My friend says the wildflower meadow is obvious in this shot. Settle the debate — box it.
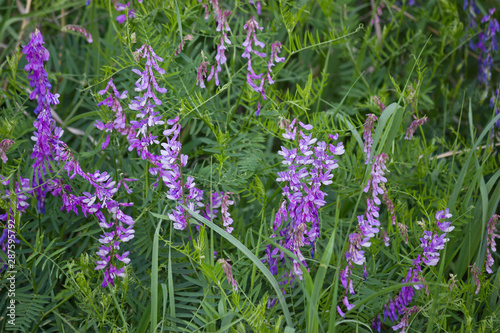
[1,0,500,332]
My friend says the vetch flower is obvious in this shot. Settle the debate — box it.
[115,2,136,24]
[405,115,427,140]
[174,34,193,56]
[62,25,93,43]
[266,119,344,287]
[470,262,481,294]
[23,29,61,213]
[362,114,377,164]
[218,258,238,291]
[0,139,14,163]
[485,214,499,273]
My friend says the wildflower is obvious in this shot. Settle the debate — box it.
[221,192,234,233]
[254,41,285,115]
[159,117,205,230]
[62,25,93,43]
[373,96,386,111]
[371,315,382,333]
[420,209,452,266]
[382,230,390,246]
[362,114,378,164]
[470,263,481,294]
[115,2,136,24]
[266,120,344,283]
[398,223,409,244]
[23,29,61,213]
[95,78,129,149]
[470,8,499,91]
[392,306,420,333]
[196,52,209,88]
[174,34,193,56]
[205,3,231,87]
[485,214,499,273]
[405,115,427,140]
[0,139,14,163]
[242,17,266,94]
[218,258,238,291]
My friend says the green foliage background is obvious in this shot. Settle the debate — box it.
[0,0,499,332]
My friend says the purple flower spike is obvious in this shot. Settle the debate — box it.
[405,115,427,140]
[22,29,61,213]
[362,114,377,164]
[266,119,344,285]
[485,214,499,273]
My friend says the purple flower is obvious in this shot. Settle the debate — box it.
[221,192,234,233]
[470,263,481,294]
[23,29,61,213]
[373,96,386,111]
[371,315,381,333]
[391,306,419,333]
[485,214,499,273]
[0,139,14,163]
[196,59,209,88]
[218,258,238,291]
[115,2,135,24]
[204,3,231,87]
[405,115,427,140]
[362,114,377,164]
[174,34,193,56]
[266,120,344,283]
[95,78,130,143]
[62,25,93,43]
[22,29,60,114]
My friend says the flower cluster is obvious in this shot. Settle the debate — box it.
[97,45,231,233]
[23,29,135,287]
[485,214,499,273]
[373,96,386,112]
[470,262,481,294]
[204,1,231,87]
[22,29,61,213]
[218,258,238,291]
[338,152,389,316]
[405,115,427,140]
[159,117,205,230]
[362,114,377,164]
[266,119,344,283]
[48,140,136,287]
[221,192,234,233]
[378,208,453,331]
[128,44,167,159]
[420,208,454,266]
[95,78,129,149]
[241,18,285,115]
[470,8,499,91]
[196,57,209,88]
[254,41,285,115]
[0,139,14,163]
[62,25,93,43]
[174,34,193,56]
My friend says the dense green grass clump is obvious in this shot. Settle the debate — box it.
[0,0,499,332]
